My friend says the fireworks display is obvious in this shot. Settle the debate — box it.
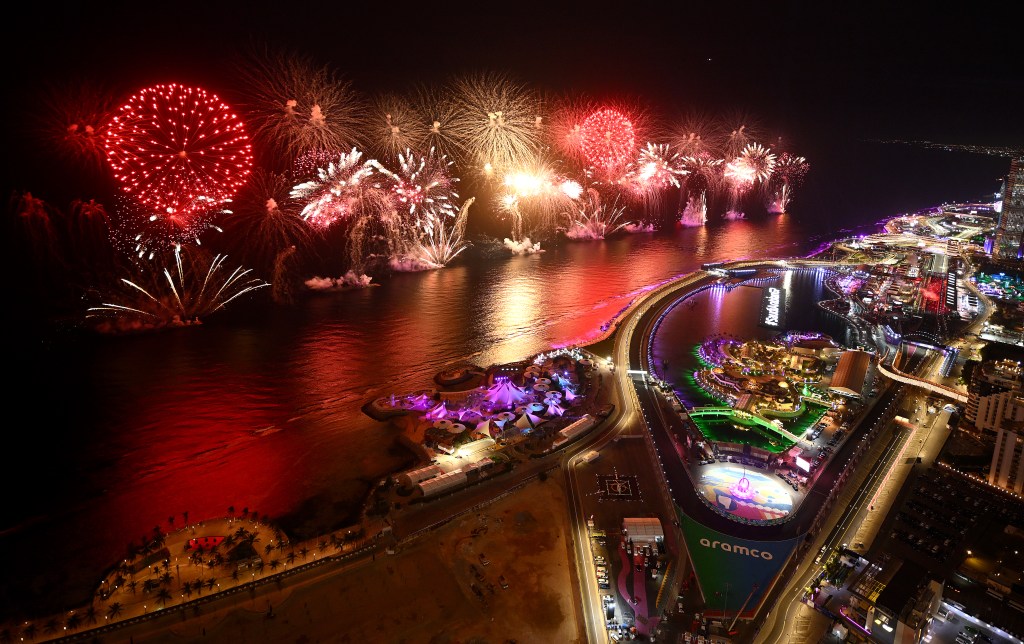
[580,108,637,179]
[37,80,117,170]
[737,143,777,184]
[447,72,542,176]
[499,161,582,240]
[369,94,427,159]
[104,84,254,219]
[222,169,314,269]
[21,61,811,329]
[235,48,365,163]
[767,153,810,213]
[87,245,268,332]
[367,147,460,236]
[290,148,377,229]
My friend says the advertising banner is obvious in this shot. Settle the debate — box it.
[760,285,787,328]
[679,509,802,617]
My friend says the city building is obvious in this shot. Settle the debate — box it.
[848,557,943,644]
[993,157,1024,261]
[989,427,1024,494]
[964,359,1024,436]
[622,517,664,549]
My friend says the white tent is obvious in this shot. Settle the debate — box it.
[515,412,546,430]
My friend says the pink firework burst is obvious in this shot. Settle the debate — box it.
[580,108,637,179]
[104,83,254,222]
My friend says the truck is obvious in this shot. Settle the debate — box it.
[581,450,601,463]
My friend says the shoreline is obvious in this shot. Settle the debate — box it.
[0,207,945,628]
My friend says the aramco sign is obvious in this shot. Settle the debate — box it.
[680,510,802,617]
[760,286,786,328]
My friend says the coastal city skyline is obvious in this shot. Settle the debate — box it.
[3,3,1023,643]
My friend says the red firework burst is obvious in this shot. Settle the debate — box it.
[580,108,636,178]
[104,83,254,220]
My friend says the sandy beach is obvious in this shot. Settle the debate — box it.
[106,476,582,643]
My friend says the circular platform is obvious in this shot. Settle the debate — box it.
[697,464,794,524]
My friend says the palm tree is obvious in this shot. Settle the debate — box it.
[168,515,175,529]
[228,505,235,517]
[255,560,265,574]
[127,579,139,595]
[299,547,309,560]
[182,510,189,525]
[317,539,327,552]
[231,569,240,582]
[66,613,82,630]
[20,624,37,640]
[264,543,274,556]
[143,578,160,593]
[205,578,216,591]
[156,587,172,607]
[285,551,296,565]
[160,571,173,586]
[85,605,98,624]
[269,559,280,570]
[182,583,193,599]
[106,602,123,620]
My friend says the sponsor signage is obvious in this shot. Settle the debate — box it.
[760,286,786,328]
[679,509,802,616]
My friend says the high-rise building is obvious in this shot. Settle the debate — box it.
[988,427,1024,494]
[992,157,1024,261]
[964,359,1024,436]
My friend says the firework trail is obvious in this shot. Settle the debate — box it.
[400,197,474,269]
[271,245,299,304]
[234,46,365,164]
[87,245,268,332]
[35,80,117,171]
[222,169,314,270]
[366,147,460,237]
[10,191,61,265]
[767,152,809,213]
[499,160,582,240]
[670,114,726,225]
[621,143,683,217]
[447,72,542,177]
[109,194,228,261]
[289,148,379,229]
[677,154,722,226]
[67,198,114,260]
[411,84,461,161]
[369,93,427,159]
[721,142,775,219]
[563,190,630,240]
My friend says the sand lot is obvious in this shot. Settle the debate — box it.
[112,477,581,643]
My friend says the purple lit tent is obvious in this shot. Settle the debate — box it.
[484,378,530,409]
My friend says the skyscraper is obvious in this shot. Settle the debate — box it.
[993,157,1024,261]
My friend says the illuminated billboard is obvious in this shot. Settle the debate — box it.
[760,286,787,328]
[679,509,802,617]
[795,456,811,472]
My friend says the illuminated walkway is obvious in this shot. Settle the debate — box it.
[876,351,968,403]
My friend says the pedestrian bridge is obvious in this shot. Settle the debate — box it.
[876,352,968,403]
[688,407,805,445]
